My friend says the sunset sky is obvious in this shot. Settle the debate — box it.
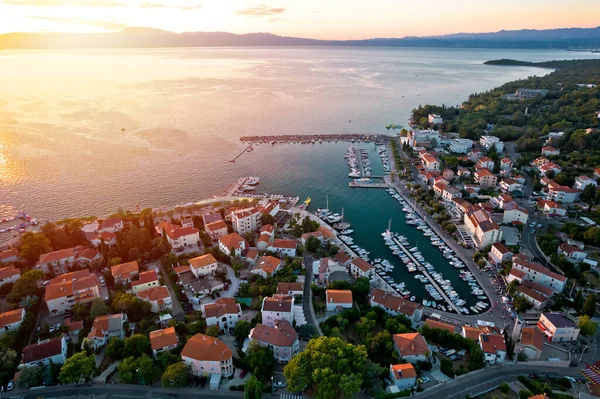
[0,0,599,39]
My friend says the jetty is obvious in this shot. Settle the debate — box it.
[240,134,391,145]
[349,178,389,188]
[229,145,253,163]
[391,236,461,314]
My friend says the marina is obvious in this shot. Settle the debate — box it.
[240,133,391,145]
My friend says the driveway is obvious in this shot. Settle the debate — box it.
[151,260,183,316]
[220,264,242,299]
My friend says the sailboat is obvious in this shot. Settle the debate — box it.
[333,208,350,229]
[317,195,330,216]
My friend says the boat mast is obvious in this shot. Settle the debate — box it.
[326,194,329,210]
[387,218,392,232]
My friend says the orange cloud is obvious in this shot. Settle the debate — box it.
[235,4,285,17]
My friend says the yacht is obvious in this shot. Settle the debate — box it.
[246,176,260,185]
[341,229,354,235]
[328,213,342,223]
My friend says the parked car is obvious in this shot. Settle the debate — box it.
[418,377,430,384]
[275,381,286,388]
[239,370,247,379]
[449,355,459,361]
[7,381,14,391]
[49,324,56,332]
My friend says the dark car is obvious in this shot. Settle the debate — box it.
[529,373,539,379]
[239,370,247,379]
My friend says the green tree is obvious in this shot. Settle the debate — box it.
[305,236,321,253]
[136,354,158,385]
[156,351,181,370]
[284,336,368,399]
[514,296,533,313]
[244,376,264,399]
[440,358,455,378]
[365,330,393,366]
[8,270,43,304]
[59,352,95,383]
[246,343,274,382]
[111,292,152,322]
[579,315,598,336]
[507,280,520,296]
[19,232,52,263]
[206,325,220,337]
[161,362,190,388]
[90,298,110,319]
[117,357,138,384]
[234,320,252,345]
[124,334,151,358]
[583,294,597,317]
[574,290,584,312]
[106,338,125,360]
[356,317,376,339]
[17,366,44,388]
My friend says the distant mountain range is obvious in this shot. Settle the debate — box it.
[1,26,600,49]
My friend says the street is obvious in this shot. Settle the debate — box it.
[302,251,323,335]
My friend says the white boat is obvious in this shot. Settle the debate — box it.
[328,213,342,223]
[410,296,416,302]
[341,229,354,235]
[242,185,256,191]
[246,176,260,185]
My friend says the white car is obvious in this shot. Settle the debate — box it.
[419,377,431,384]
[7,381,13,391]
[275,381,286,388]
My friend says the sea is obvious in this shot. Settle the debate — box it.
[1,47,599,308]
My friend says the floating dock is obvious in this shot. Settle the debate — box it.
[240,134,391,144]
[349,179,389,188]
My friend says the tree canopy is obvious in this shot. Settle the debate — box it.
[59,352,95,383]
[161,363,189,388]
[19,232,52,263]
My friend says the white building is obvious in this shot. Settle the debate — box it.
[546,185,581,204]
[181,334,234,381]
[20,336,68,368]
[248,320,300,363]
[464,207,502,249]
[276,282,304,297]
[231,208,261,235]
[189,253,219,278]
[85,313,127,350]
[558,243,587,262]
[90,231,117,248]
[502,207,529,225]
[150,327,179,357]
[267,239,297,257]
[448,139,473,154]
[202,298,242,333]
[389,364,417,390]
[538,313,580,342]
[251,256,282,279]
[422,154,440,171]
[326,289,353,312]
[408,129,440,149]
[261,295,294,327]
[0,265,20,287]
[575,176,598,191]
[393,333,430,364]
[131,269,160,294]
[0,308,25,335]
[218,233,248,257]
[45,270,100,315]
[500,178,523,193]
[97,218,124,233]
[507,255,567,293]
[428,114,443,125]
[479,334,506,364]
[349,258,374,279]
[480,136,504,153]
[137,286,173,313]
[156,221,200,251]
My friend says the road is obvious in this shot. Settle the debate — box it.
[152,260,183,317]
[302,252,323,335]
[220,264,242,299]
[413,364,584,399]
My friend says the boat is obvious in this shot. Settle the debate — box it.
[341,229,354,235]
[242,185,255,191]
[410,296,416,302]
[246,176,260,185]
[304,197,312,205]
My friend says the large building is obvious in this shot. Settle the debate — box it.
[261,295,294,327]
[231,208,261,235]
[507,255,567,293]
[464,207,502,249]
[392,333,430,364]
[538,313,580,342]
[448,138,474,154]
[515,88,548,100]
[474,169,498,188]
[45,270,100,315]
[85,313,127,350]
[156,221,200,251]
[20,336,68,368]
[181,334,234,380]
[480,136,504,153]
[35,246,100,275]
[575,176,597,191]
[546,185,581,204]
[248,320,299,363]
[202,298,242,333]
[189,254,219,278]
[407,129,440,149]
[370,289,423,325]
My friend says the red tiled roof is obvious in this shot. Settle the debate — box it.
[462,326,482,340]
[254,256,281,275]
[390,363,417,380]
[205,220,227,232]
[351,258,373,273]
[21,337,63,364]
[425,318,455,333]
[189,254,218,269]
[521,327,543,351]
[276,282,304,295]
[371,289,422,317]
[326,289,353,304]
[271,239,297,249]
[150,327,179,350]
[181,334,232,362]
[0,308,24,329]
[393,333,429,357]
[203,298,240,319]
[0,265,20,280]
[131,269,159,288]
[262,295,293,312]
[479,334,506,354]
[38,248,76,264]
[250,320,298,347]
[492,242,512,255]
[219,233,247,250]
[111,261,139,279]
[0,248,19,261]
[137,286,170,302]
[513,258,566,282]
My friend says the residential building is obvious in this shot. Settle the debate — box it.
[0,265,20,287]
[218,233,248,257]
[517,284,551,310]
[85,313,127,350]
[268,239,297,257]
[469,148,483,162]
[350,258,374,279]
[156,221,200,251]
[189,254,219,278]
[503,207,529,225]
[433,182,447,198]
[538,313,580,342]
[422,154,440,171]
[475,169,497,188]
[246,249,259,265]
[203,213,223,226]
[464,207,502,249]
[488,242,513,265]
[442,186,462,202]
[480,136,504,153]
[575,176,597,191]
[370,289,424,325]
[476,157,495,170]
[20,336,67,368]
[301,231,324,246]
[546,185,581,204]
[259,201,280,217]
[442,168,455,182]
[251,256,282,279]
[150,327,179,357]
[462,325,484,341]
[98,218,124,233]
[407,129,440,149]
[515,88,548,99]
[428,114,443,124]
[519,327,544,360]
[541,146,560,156]
[500,158,513,172]
[424,318,456,334]
[45,270,100,315]
[500,178,523,193]
[0,308,25,335]
[393,332,430,364]
[326,289,353,312]
[479,334,506,364]
[448,138,473,154]
[231,208,261,235]
[0,248,20,264]
[539,162,562,177]
[558,243,587,262]
[35,247,76,274]
[204,220,228,242]
[276,282,304,297]
[312,257,348,285]
[202,298,242,333]
[508,255,567,293]
[248,320,299,363]
[137,286,173,313]
[111,261,139,284]
[261,295,294,327]
[90,231,116,248]
[538,200,567,217]
[131,269,160,294]
[181,334,234,381]
[389,363,417,390]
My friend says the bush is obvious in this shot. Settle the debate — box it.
[440,358,454,378]
[519,390,534,399]
[499,382,510,393]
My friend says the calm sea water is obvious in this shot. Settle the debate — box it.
[1,47,599,220]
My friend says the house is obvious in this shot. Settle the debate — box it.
[218,233,248,257]
[111,261,139,284]
[407,129,440,149]
[442,186,462,202]
[181,334,234,383]
[98,218,124,233]
[389,363,417,390]
[476,157,495,170]
[539,162,562,177]
[276,282,304,297]
[575,176,597,191]
[301,231,324,246]
[20,336,68,368]
[90,231,116,248]
[189,254,219,278]
[64,318,84,343]
[424,318,456,334]
[546,185,581,204]
[479,334,506,364]
[503,207,529,225]
[457,166,472,178]
[35,247,77,274]
[261,295,294,327]
[515,88,548,99]
[508,255,567,293]
[469,148,483,162]
[204,220,228,242]
[519,327,544,360]
[451,198,472,218]
[203,213,223,225]
[131,269,160,294]
[0,308,25,335]
[448,138,473,154]
[326,289,353,312]
[500,178,523,193]
[461,325,483,341]
[517,284,550,310]
[393,332,430,364]
[464,207,502,249]
[558,243,587,262]
[231,208,261,235]
[258,224,275,247]
[260,201,280,217]
[202,298,242,333]
[488,242,513,265]
[475,169,497,188]
[541,146,560,156]
[312,257,348,284]
[248,320,299,363]
[500,158,513,172]
[246,249,259,265]
[370,289,423,325]
[422,154,440,171]
[538,313,580,342]
[268,239,297,257]
[74,247,101,265]
[0,248,20,264]
[442,169,455,182]
[495,193,515,210]
[433,182,447,198]
[45,270,100,315]
[0,265,21,287]
[480,136,504,153]
[85,313,127,350]
[428,114,443,124]
[538,200,567,217]
[156,221,200,251]
[350,258,374,279]
[251,256,282,279]
[137,286,173,313]
[150,327,179,357]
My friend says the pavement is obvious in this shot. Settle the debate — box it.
[220,264,242,299]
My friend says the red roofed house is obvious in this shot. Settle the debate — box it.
[0,308,25,336]
[350,258,374,279]
[539,162,562,177]
[231,207,261,235]
[218,233,248,257]
[519,327,544,360]
[301,231,324,246]
[111,261,140,284]
[442,168,454,182]
[461,325,483,341]
[475,169,498,188]
[137,286,173,313]
[537,200,567,217]
[35,247,77,274]
[261,295,294,327]
[202,298,242,333]
[575,175,597,191]
[205,220,228,242]
[479,334,506,363]
[276,282,304,297]
[45,269,100,315]
[464,207,502,249]
[500,158,513,172]
[424,318,456,334]
[131,269,160,294]
[189,254,219,278]
[156,221,200,251]
[257,224,275,251]
[90,231,116,248]
[517,283,551,310]
[541,146,560,156]
[0,265,21,287]
[508,255,567,293]
[558,243,587,262]
[488,242,514,265]
[20,336,68,368]
[268,239,297,257]
[181,334,233,382]
[503,207,529,225]
[98,218,124,233]
[150,327,179,357]
[326,289,353,312]
[389,363,417,390]
[0,248,20,264]
[476,157,495,170]
[370,289,423,325]
[422,154,440,171]
[547,185,581,204]
[500,178,523,193]
[260,201,280,217]
[433,182,447,198]
[85,313,127,350]
[393,332,430,364]
[248,320,299,363]
[251,256,282,279]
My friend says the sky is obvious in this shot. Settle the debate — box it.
[0,0,599,40]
